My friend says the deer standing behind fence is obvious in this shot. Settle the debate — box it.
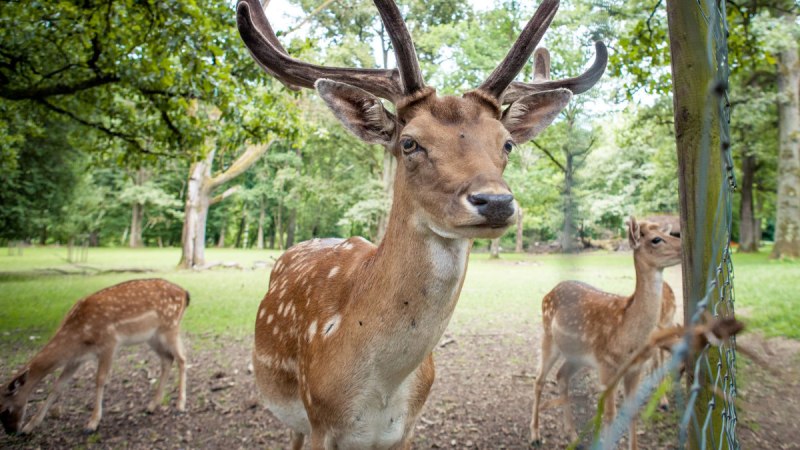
[236,0,606,448]
[0,279,189,435]
[529,217,681,450]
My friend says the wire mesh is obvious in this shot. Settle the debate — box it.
[592,1,739,448]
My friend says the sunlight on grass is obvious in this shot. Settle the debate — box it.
[0,246,796,364]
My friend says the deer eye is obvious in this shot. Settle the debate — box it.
[400,138,419,154]
[503,140,514,153]
[651,237,663,244]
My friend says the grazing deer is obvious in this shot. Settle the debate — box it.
[236,0,606,448]
[0,279,189,435]
[529,217,681,450]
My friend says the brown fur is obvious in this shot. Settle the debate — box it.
[0,279,189,435]
[529,219,681,450]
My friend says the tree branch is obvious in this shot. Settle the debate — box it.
[210,185,240,205]
[531,140,566,173]
[208,139,276,189]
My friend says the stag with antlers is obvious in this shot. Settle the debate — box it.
[236,0,606,447]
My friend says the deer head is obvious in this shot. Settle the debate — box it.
[0,369,29,434]
[237,0,606,239]
[627,216,682,269]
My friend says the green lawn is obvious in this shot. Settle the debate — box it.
[0,245,796,365]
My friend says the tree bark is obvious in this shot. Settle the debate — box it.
[178,139,273,268]
[129,167,147,248]
[771,18,800,259]
[376,150,396,243]
[666,2,732,448]
[257,195,266,249]
[561,153,575,253]
[217,216,227,248]
[738,152,759,252]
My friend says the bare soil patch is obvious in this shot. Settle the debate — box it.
[0,331,796,449]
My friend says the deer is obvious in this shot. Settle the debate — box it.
[236,0,606,448]
[529,217,681,450]
[0,279,189,435]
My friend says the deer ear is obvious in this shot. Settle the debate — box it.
[501,89,571,144]
[315,79,396,146]
[627,216,641,250]
[6,370,28,396]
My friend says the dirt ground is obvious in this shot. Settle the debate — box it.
[1,329,797,449]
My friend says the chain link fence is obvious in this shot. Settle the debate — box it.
[592,1,740,448]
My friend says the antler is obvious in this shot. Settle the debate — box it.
[236,0,424,102]
[476,0,607,104]
[502,41,608,104]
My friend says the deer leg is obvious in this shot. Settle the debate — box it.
[291,430,305,450]
[530,334,560,447]
[599,366,618,429]
[623,370,642,450]
[147,352,173,413]
[309,428,326,450]
[21,361,82,434]
[172,332,187,412]
[556,361,580,443]
[85,348,114,433]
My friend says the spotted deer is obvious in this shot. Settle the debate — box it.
[0,279,189,435]
[236,0,605,448]
[529,217,681,450]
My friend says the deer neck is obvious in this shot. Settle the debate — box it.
[360,183,470,383]
[626,256,664,331]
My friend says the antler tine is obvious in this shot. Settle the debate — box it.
[372,0,425,94]
[533,47,551,80]
[502,41,608,104]
[236,0,403,101]
[478,0,560,99]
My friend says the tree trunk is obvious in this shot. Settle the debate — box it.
[130,202,144,248]
[490,238,500,259]
[276,203,284,250]
[129,168,147,248]
[234,207,247,248]
[217,216,227,248]
[771,20,800,259]
[257,196,266,249]
[666,3,732,447]
[560,153,575,253]
[178,139,273,268]
[179,160,211,269]
[515,207,524,252]
[285,209,297,248]
[269,215,276,249]
[738,152,759,252]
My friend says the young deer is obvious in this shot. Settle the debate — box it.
[236,0,606,447]
[0,279,189,435]
[529,217,681,450]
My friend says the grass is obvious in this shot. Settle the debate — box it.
[0,245,797,366]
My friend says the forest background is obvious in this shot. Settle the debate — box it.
[1,0,799,263]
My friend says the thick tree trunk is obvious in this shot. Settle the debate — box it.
[178,139,273,268]
[275,203,284,250]
[738,152,759,252]
[257,196,266,249]
[129,168,147,248]
[130,202,144,248]
[490,238,500,259]
[515,207,524,252]
[771,24,800,259]
[560,154,575,253]
[179,160,211,269]
[217,216,227,248]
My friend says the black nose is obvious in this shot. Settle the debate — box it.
[468,193,515,225]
